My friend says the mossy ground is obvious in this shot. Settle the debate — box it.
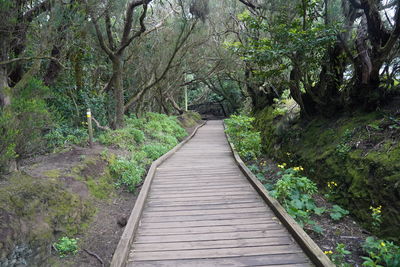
[254,106,400,241]
[0,112,203,265]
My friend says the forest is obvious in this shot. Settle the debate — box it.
[0,0,399,266]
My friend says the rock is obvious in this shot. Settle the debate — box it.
[117,216,127,227]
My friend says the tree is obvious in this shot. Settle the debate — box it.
[87,0,152,128]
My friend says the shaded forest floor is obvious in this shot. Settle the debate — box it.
[0,114,202,267]
[249,157,369,266]
[19,145,136,267]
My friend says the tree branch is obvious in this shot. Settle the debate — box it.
[105,11,116,51]
[117,2,149,55]
[381,2,400,55]
[22,0,51,22]
[348,0,363,9]
[92,18,115,59]
[124,19,198,112]
[0,56,66,68]
[238,0,259,10]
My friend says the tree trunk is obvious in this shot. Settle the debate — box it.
[0,35,11,108]
[350,18,382,110]
[113,58,125,129]
[304,43,345,117]
[245,67,273,112]
[44,44,63,86]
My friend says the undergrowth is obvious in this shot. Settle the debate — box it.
[224,114,398,266]
[99,113,188,192]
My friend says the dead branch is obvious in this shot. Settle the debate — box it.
[83,249,104,267]
[92,117,111,131]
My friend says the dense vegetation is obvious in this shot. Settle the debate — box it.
[0,0,399,266]
[0,112,192,265]
[225,115,400,266]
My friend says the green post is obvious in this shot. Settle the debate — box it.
[87,108,94,147]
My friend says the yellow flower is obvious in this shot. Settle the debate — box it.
[324,250,333,255]
[278,163,287,169]
[370,205,382,215]
[286,152,291,156]
[327,181,338,189]
[381,242,385,247]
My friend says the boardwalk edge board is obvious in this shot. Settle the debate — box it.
[110,121,206,267]
[223,123,335,267]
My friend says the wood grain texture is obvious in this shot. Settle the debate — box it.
[123,121,318,267]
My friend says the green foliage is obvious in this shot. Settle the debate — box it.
[0,78,54,173]
[100,113,188,193]
[327,243,352,267]
[143,143,169,160]
[224,115,261,160]
[362,237,400,267]
[335,129,353,159]
[254,108,400,238]
[329,205,349,221]
[45,125,88,149]
[54,236,78,257]
[0,111,17,173]
[109,157,145,192]
[143,113,187,140]
[270,167,323,232]
[227,7,339,87]
[99,113,187,151]
[370,205,383,232]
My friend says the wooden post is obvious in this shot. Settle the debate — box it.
[87,108,94,147]
[184,86,188,112]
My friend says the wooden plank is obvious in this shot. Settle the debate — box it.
[149,184,246,191]
[130,245,302,261]
[145,202,266,211]
[150,183,247,190]
[140,212,271,223]
[109,122,206,267]
[146,198,261,207]
[148,191,255,199]
[138,223,284,236]
[139,217,277,229]
[142,207,269,217]
[127,253,311,267]
[146,195,261,203]
[134,230,290,243]
[133,236,292,252]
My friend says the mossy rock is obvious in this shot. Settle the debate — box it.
[0,173,95,263]
[254,108,400,240]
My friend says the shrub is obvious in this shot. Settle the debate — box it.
[329,204,349,221]
[101,113,188,192]
[0,78,53,173]
[361,237,400,267]
[45,125,88,149]
[143,143,169,160]
[271,167,324,232]
[98,112,186,151]
[224,115,261,160]
[109,157,145,192]
[0,111,17,174]
[54,236,78,257]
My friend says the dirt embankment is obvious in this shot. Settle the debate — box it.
[0,116,203,267]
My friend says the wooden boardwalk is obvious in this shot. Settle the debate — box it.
[124,121,316,267]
